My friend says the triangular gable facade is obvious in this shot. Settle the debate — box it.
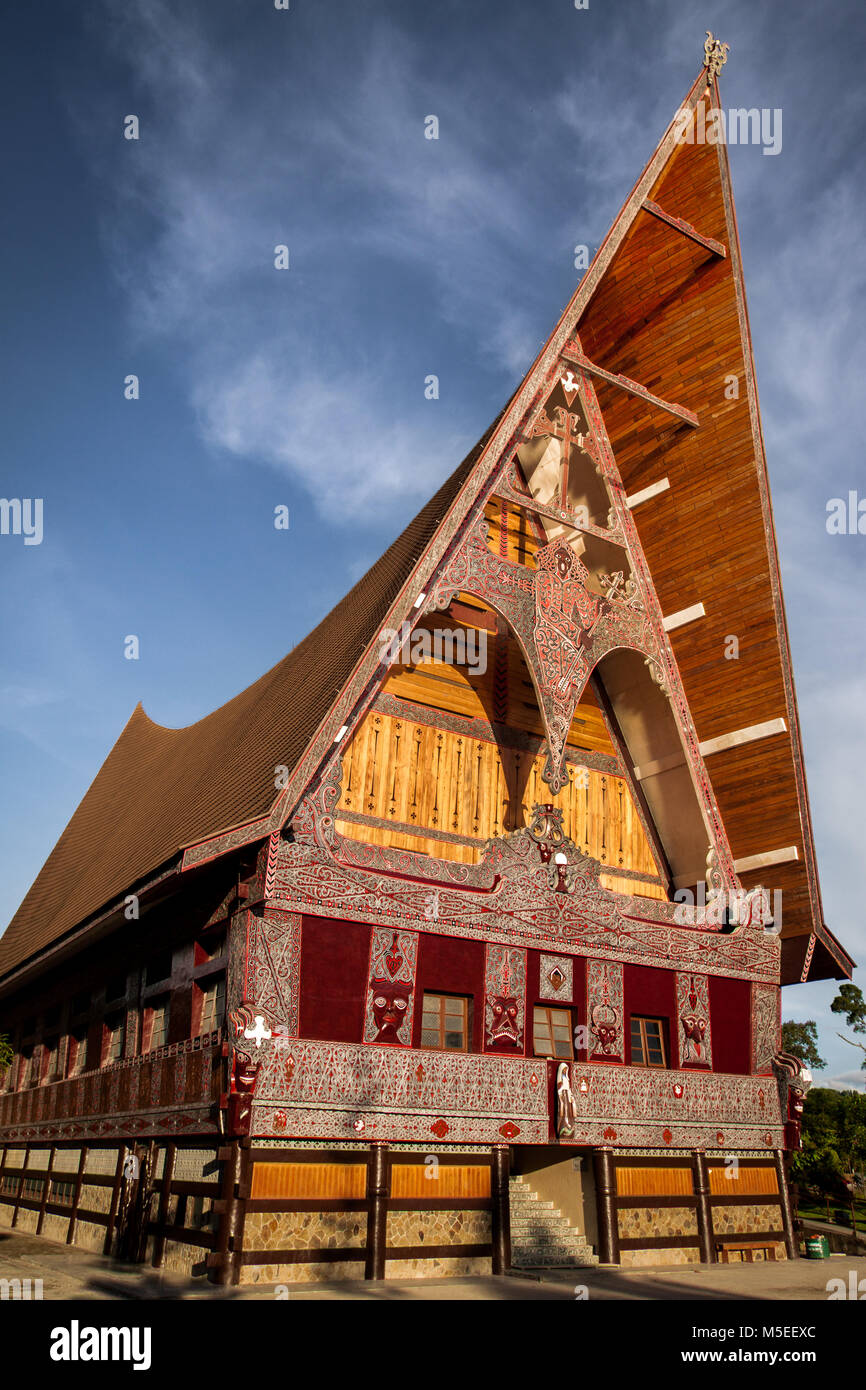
[0,62,851,989]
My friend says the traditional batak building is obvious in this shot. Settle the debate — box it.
[0,41,854,1282]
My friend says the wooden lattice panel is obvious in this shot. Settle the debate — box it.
[336,708,662,888]
[616,1165,693,1197]
[390,1163,491,1199]
[707,1164,779,1197]
[250,1162,366,1201]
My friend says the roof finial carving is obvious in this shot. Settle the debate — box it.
[703,31,730,88]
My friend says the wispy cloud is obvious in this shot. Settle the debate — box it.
[85,1,590,515]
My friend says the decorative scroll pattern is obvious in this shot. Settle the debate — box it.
[363,928,419,1045]
[249,910,302,1038]
[676,972,713,1067]
[484,945,527,1050]
[587,959,624,1060]
[428,520,656,793]
[274,772,780,984]
[254,1106,549,1145]
[539,954,573,1002]
[751,983,780,1074]
[563,1061,784,1150]
[252,1038,548,1143]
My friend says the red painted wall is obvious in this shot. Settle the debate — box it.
[299,915,372,1043]
[623,963,675,1065]
[708,975,752,1075]
[412,932,485,1052]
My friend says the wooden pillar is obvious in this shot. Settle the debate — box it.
[11,1144,29,1228]
[36,1145,55,1236]
[491,1144,511,1274]
[104,1145,127,1256]
[775,1149,797,1260]
[214,1139,241,1286]
[691,1150,716,1264]
[365,1142,390,1281]
[152,1141,176,1269]
[67,1145,88,1245]
[593,1147,619,1264]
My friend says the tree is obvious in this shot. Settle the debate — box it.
[780,1020,826,1070]
[0,1032,12,1087]
[793,1089,866,1200]
[831,983,866,1071]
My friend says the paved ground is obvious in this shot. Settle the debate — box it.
[2,1223,865,1300]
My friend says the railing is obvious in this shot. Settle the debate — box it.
[0,1031,223,1134]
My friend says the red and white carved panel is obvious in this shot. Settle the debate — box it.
[252,1038,548,1144]
[676,972,713,1068]
[587,959,624,1061]
[363,928,419,1046]
[539,953,574,1002]
[563,1061,784,1150]
[751,982,780,1074]
[484,944,527,1050]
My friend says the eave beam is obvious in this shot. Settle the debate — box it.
[560,348,699,428]
[641,199,727,258]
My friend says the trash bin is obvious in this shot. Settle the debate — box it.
[805,1235,829,1259]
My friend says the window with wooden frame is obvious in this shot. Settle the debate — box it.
[144,997,170,1052]
[197,975,225,1036]
[41,1037,59,1084]
[17,1048,33,1090]
[104,1012,126,1065]
[630,1015,667,1068]
[532,1006,574,1059]
[66,1027,87,1078]
[420,993,470,1051]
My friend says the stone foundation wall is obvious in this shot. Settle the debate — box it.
[386,1209,491,1249]
[620,1246,698,1268]
[617,1205,698,1240]
[244,1210,368,1253]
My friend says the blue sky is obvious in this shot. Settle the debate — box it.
[1,0,864,1086]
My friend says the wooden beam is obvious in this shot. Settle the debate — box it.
[641,199,726,258]
[560,348,699,428]
[627,477,670,508]
[734,846,799,874]
[663,602,706,632]
[492,478,625,547]
[699,718,787,758]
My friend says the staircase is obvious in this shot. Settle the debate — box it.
[509,1174,599,1268]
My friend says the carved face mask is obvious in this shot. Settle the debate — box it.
[555,546,572,580]
[681,1014,707,1045]
[232,1049,260,1095]
[591,1003,619,1055]
[371,984,411,1043]
[488,996,520,1047]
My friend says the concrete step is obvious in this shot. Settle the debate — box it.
[511,1228,592,1251]
[509,1175,598,1268]
[512,1249,599,1268]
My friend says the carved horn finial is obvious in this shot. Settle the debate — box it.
[703,31,730,87]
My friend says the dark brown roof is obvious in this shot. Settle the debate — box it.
[0,430,494,980]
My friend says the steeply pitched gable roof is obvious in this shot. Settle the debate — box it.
[0,426,497,980]
[1,62,851,986]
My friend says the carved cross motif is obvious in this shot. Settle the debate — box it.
[243,1015,273,1049]
[525,405,588,510]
